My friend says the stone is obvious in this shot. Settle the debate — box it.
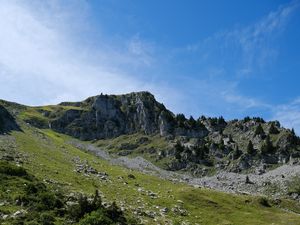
[12,209,27,218]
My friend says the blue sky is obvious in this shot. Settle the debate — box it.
[0,0,300,132]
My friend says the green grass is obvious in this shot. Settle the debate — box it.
[0,120,298,224]
[17,104,89,129]
[288,176,300,195]
[95,132,173,169]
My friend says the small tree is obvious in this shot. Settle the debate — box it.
[218,116,226,125]
[106,202,126,224]
[243,116,251,122]
[194,144,208,160]
[245,176,251,184]
[176,114,186,127]
[91,190,102,210]
[255,124,265,136]
[39,213,56,225]
[269,123,279,134]
[290,128,299,145]
[188,116,197,128]
[79,209,113,225]
[233,145,241,160]
[200,115,206,121]
[174,141,184,160]
[261,135,274,154]
[247,140,255,155]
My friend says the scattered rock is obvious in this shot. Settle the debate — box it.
[12,209,27,219]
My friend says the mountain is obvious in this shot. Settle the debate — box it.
[15,91,300,175]
[1,92,300,224]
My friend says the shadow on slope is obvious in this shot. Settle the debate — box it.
[0,105,21,134]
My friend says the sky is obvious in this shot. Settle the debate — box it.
[0,0,300,132]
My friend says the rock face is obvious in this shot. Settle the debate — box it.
[5,91,299,175]
[0,105,20,134]
[40,92,300,174]
[50,92,208,140]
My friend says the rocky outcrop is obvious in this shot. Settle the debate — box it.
[9,91,299,175]
[0,105,20,134]
[50,92,208,140]
[50,92,171,140]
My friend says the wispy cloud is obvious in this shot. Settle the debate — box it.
[231,0,299,76]
[0,0,299,135]
[166,0,300,119]
[272,97,300,134]
[180,0,299,78]
[221,91,271,110]
[0,0,178,108]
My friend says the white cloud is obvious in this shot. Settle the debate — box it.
[0,0,179,108]
[166,0,300,119]
[272,98,300,134]
[179,0,299,78]
[232,0,299,75]
[0,0,299,132]
[221,91,270,110]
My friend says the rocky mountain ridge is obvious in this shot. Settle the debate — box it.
[1,91,300,176]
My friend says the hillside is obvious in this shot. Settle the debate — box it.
[10,92,300,175]
[0,92,300,224]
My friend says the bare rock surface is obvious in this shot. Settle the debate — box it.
[71,140,300,197]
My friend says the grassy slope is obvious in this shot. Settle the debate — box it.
[0,119,299,225]
[95,132,172,169]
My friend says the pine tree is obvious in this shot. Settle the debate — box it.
[188,116,197,128]
[245,175,251,184]
[218,116,225,124]
[261,135,273,154]
[255,124,265,136]
[269,123,279,134]
[176,114,186,128]
[243,116,251,122]
[292,128,296,136]
[247,140,255,155]
[174,141,184,160]
[290,128,299,145]
[233,145,241,160]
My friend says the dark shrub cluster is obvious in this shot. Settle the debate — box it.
[0,161,27,177]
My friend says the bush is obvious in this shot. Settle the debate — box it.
[36,192,63,211]
[106,202,126,224]
[79,208,113,225]
[25,182,46,195]
[26,221,39,225]
[0,161,27,177]
[258,197,271,207]
[11,220,25,225]
[39,213,56,225]
[79,202,126,225]
[68,190,103,221]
